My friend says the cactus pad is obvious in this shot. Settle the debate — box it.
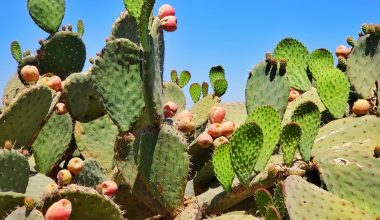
[212,144,234,193]
[11,41,22,63]
[171,70,178,84]
[0,86,52,149]
[202,82,209,97]
[230,122,263,186]
[25,174,54,204]
[163,82,186,113]
[37,31,86,79]
[2,74,25,106]
[246,106,281,172]
[245,61,289,117]
[209,65,226,88]
[273,38,311,91]
[209,212,259,220]
[178,71,191,88]
[220,102,247,127]
[316,68,350,118]
[110,11,139,44]
[213,79,228,97]
[280,123,302,166]
[77,19,84,37]
[307,48,334,80]
[27,0,65,34]
[255,188,273,217]
[0,150,29,193]
[74,114,118,174]
[0,192,25,219]
[72,160,107,188]
[291,101,320,161]
[32,112,73,174]
[5,207,44,220]
[91,39,144,132]
[189,83,201,103]
[284,175,370,220]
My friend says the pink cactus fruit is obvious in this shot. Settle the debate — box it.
[158,4,175,19]
[213,136,229,148]
[42,75,63,92]
[335,45,350,59]
[176,110,193,122]
[207,123,223,138]
[221,121,236,137]
[288,88,301,102]
[352,99,370,116]
[20,65,39,82]
[67,157,84,175]
[57,169,72,186]
[98,180,118,197]
[209,106,226,124]
[197,132,213,148]
[45,199,72,220]
[160,15,177,32]
[163,101,178,118]
[177,116,196,133]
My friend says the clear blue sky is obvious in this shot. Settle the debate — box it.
[1,1,380,105]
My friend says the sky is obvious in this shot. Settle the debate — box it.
[1,1,380,106]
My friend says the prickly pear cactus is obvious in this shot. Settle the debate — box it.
[0,150,29,193]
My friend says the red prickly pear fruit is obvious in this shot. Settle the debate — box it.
[42,75,63,92]
[97,180,118,197]
[221,121,236,137]
[197,132,213,148]
[55,103,68,115]
[176,110,193,122]
[160,15,177,32]
[20,65,39,82]
[352,99,370,116]
[158,4,175,19]
[288,89,301,102]
[335,45,350,59]
[177,117,196,133]
[209,106,226,124]
[45,199,72,220]
[207,123,223,138]
[57,169,72,186]
[163,101,178,118]
[67,157,84,175]
[213,136,229,148]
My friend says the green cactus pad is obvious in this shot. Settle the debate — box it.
[5,207,44,220]
[255,188,273,217]
[209,65,226,88]
[280,123,302,166]
[246,106,281,172]
[202,82,209,97]
[209,213,259,220]
[307,48,334,80]
[346,34,380,99]
[187,140,213,177]
[212,144,234,193]
[123,0,154,24]
[230,122,263,186]
[62,72,105,122]
[37,31,86,79]
[72,159,108,188]
[74,114,118,174]
[178,70,191,88]
[265,206,281,220]
[314,143,380,218]
[32,112,73,174]
[189,83,202,103]
[190,94,221,128]
[273,185,286,217]
[316,68,350,118]
[2,74,25,106]
[11,41,22,63]
[220,102,247,127]
[136,124,189,214]
[0,86,52,149]
[171,70,178,84]
[273,38,311,91]
[284,175,370,220]
[25,174,54,204]
[291,101,320,161]
[163,82,186,113]
[213,79,228,97]
[41,185,123,220]
[91,39,144,132]
[245,61,289,117]
[0,150,29,193]
[109,11,139,44]
[77,19,84,37]
[0,192,25,219]
[27,0,65,34]
[193,160,215,194]
[282,87,326,126]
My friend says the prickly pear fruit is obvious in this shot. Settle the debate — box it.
[176,110,193,122]
[163,101,178,118]
[160,15,177,32]
[177,116,195,133]
[42,75,63,92]
[209,106,226,124]
[288,88,301,102]
[97,180,118,197]
[335,45,350,59]
[3,140,13,150]
[158,4,175,19]
[24,196,36,211]
[55,103,68,115]
[57,169,72,186]
[221,121,236,137]
[352,99,370,116]
[67,157,84,175]
[20,65,39,82]
[208,123,223,138]
[45,199,72,220]
[213,136,229,148]
[197,132,213,148]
